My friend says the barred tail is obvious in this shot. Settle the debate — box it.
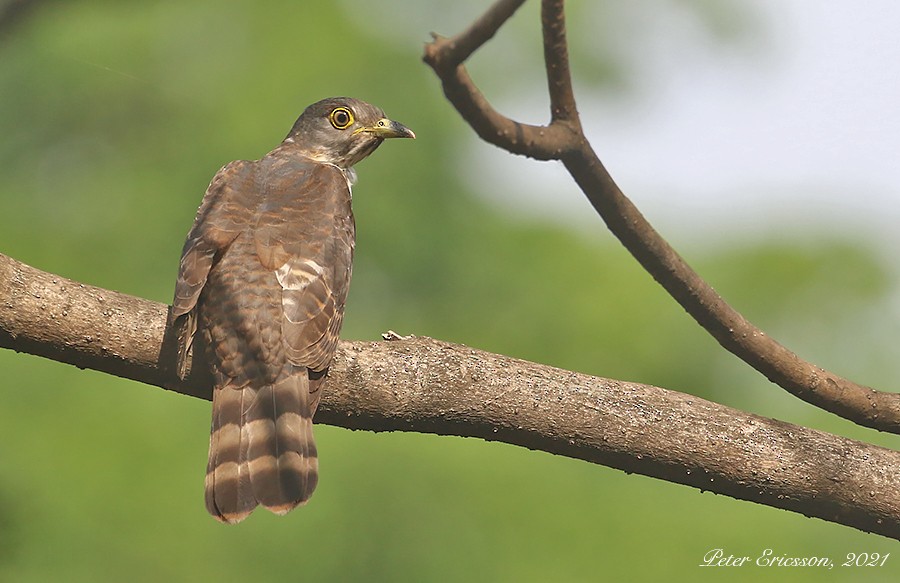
[205,371,318,523]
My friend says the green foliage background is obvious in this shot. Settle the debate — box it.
[1,1,898,581]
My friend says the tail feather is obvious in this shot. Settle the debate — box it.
[248,373,318,513]
[205,385,255,523]
[205,370,318,523]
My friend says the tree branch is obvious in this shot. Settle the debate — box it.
[424,0,576,160]
[422,0,900,433]
[3,251,900,539]
[433,0,525,66]
[541,0,578,123]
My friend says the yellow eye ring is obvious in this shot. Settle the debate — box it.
[329,107,354,130]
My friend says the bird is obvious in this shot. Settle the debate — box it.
[169,97,414,523]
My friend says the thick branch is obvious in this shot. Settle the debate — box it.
[422,0,900,433]
[3,251,900,539]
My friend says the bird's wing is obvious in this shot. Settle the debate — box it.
[251,159,355,374]
[171,159,255,378]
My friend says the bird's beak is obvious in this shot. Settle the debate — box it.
[359,118,416,139]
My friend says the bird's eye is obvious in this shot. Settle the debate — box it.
[329,107,354,130]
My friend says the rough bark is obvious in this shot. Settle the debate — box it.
[3,251,900,539]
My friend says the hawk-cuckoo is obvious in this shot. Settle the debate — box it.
[169,97,414,523]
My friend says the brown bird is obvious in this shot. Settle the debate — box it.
[169,97,414,523]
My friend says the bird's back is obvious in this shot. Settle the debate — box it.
[196,149,354,522]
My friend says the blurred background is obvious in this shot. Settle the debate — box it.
[1,0,899,580]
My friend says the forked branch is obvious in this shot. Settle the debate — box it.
[423,0,900,433]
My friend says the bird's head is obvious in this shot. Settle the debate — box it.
[285,97,415,169]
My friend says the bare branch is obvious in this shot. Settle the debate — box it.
[2,251,900,538]
[561,146,900,431]
[423,1,578,159]
[540,0,578,123]
[0,251,212,399]
[432,0,526,67]
[423,0,900,433]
